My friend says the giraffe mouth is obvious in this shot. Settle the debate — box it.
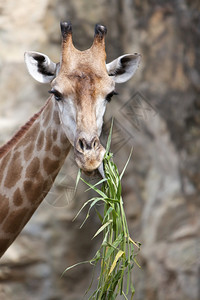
[74,144,106,174]
[82,162,105,178]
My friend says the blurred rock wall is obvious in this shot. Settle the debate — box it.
[0,0,199,299]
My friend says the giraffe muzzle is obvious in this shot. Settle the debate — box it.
[74,134,106,172]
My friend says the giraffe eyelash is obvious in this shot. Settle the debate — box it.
[48,89,63,101]
[105,91,118,102]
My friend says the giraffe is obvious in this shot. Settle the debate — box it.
[0,22,141,258]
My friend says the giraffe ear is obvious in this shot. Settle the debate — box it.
[106,53,141,83]
[24,51,57,83]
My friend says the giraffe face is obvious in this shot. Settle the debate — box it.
[49,64,115,172]
[24,22,141,173]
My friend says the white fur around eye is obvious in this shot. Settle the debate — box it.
[96,97,106,136]
[57,98,77,145]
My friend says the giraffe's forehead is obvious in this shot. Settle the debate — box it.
[53,65,114,99]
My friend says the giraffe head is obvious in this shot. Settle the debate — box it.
[24,22,140,174]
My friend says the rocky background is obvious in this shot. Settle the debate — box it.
[0,0,200,299]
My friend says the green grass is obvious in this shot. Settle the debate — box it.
[63,122,141,299]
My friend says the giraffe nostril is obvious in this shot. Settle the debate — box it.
[92,137,99,150]
[79,139,85,152]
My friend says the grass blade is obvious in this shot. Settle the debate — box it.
[120,148,133,180]
[93,220,113,239]
[109,250,124,275]
[106,118,114,153]
[80,177,108,198]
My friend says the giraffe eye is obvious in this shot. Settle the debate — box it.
[48,89,63,101]
[105,91,118,102]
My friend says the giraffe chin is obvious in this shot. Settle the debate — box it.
[81,162,105,178]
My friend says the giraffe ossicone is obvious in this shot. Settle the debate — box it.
[0,21,141,258]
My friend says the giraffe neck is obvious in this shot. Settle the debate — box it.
[0,98,71,257]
